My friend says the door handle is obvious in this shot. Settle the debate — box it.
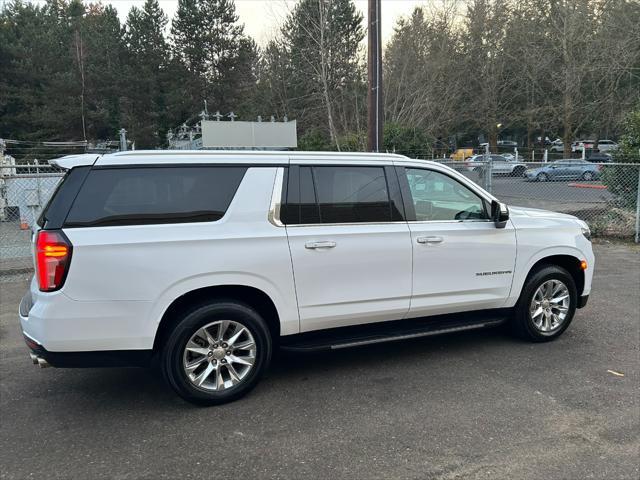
[305,241,337,249]
[416,236,443,245]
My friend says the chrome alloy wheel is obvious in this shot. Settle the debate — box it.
[182,320,256,391]
[529,280,570,333]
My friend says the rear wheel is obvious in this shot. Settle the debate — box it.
[582,171,594,181]
[161,300,272,405]
[512,166,526,177]
[511,265,577,342]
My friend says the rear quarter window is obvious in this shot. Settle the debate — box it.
[64,166,247,227]
[38,166,92,229]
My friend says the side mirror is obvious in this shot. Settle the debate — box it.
[491,200,509,228]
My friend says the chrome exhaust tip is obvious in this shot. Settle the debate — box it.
[37,357,50,368]
[29,353,39,365]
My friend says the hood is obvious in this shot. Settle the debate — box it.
[508,206,577,221]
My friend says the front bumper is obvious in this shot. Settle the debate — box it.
[577,294,589,309]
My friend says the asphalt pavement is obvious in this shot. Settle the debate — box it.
[452,173,613,214]
[1,243,638,480]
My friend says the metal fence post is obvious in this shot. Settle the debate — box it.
[119,128,127,151]
[635,164,640,244]
[484,143,492,192]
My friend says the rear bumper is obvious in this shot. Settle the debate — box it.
[23,334,152,368]
[21,287,153,368]
[19,279,154,352]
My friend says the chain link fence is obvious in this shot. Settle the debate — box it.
[1,158,639,272]
[436,158,640,240]
[1,165,64,270]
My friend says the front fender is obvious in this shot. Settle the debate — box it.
[507,241,594,307]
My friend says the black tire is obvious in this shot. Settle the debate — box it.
[161,300,272,406]
[582,171,594,181]
[512,166,526,177]
[537,172,548,182]
[511,265,577,342]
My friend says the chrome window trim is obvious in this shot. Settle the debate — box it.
[285,221,409,228]
[268,167,285,227]
[406,219,494,225]
[268,161,498,228]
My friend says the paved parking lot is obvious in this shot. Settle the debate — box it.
[460,174,613,213]
[1,243,638,479]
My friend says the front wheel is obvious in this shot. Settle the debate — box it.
[537,172,549,182]
[582,171,594,181]
[161,301,272,406]
[511,265,577,342]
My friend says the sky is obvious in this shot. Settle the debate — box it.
[68,0,426,45]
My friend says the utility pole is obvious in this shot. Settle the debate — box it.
[367,0,383,152]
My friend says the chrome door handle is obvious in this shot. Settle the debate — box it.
[305,241,337,249]
[416,236,443,245]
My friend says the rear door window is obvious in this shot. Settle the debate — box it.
[284,166,403,224]
[64,166,246,227]
[313,166,390,223]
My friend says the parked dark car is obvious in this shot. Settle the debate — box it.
[524,160,601,182]
[585,151,612,163]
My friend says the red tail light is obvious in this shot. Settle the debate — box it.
[35,230,72,292]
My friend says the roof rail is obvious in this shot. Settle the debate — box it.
[49,154,101,169]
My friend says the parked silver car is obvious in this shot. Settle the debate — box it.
[466,154,528,176]
[524,160,601,182]
[596,139,618,152]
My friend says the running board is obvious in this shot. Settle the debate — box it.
[280,310,509,353]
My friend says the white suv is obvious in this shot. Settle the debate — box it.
[20,151,594,405]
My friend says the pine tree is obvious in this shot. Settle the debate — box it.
[0,1,56,141]
[123,0,169,147]
[170,0,253,114]
[272,0,364,148]
[81,4,125,140]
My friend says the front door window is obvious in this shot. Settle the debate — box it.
[405,168,488,221]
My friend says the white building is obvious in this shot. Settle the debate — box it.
[201,120,297,150]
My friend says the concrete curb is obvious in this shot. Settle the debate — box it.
[568,182,608,189]
[0,267,33,277]
[1,255,34,277]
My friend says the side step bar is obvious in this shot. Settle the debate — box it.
[329,321,501,350]
[280,310,510,353]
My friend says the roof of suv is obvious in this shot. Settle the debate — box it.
[51,150,410,169]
